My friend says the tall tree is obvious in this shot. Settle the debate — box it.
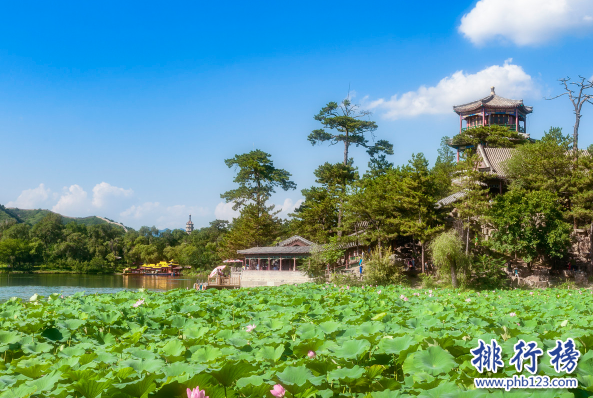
[454,154,490,254]
[308,98,388,235]
[220,150,295,256]
[365,154,394,178]
[221,149,296,215]
[432,136,457,198]
[308,98,393,166]
[217,204,280,259]
[547,76,593,152]
[398,153,443,270]
[289,162,357,242]
[343,168,401,253]
[503,128,573,194]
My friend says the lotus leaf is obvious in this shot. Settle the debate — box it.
[0,285,591,396]
[329,339,371,360]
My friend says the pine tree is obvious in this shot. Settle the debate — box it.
[454,154,490,255]
[289,162,357,243]
[398,153,444,270]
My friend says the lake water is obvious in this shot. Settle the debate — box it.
[0,274,197,301]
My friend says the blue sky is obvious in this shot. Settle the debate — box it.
[1,0,592,229]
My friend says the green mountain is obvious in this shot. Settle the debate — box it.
[0,204,125,229]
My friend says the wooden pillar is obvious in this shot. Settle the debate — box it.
[482,107,485,126]
[515,109,518,131]
[279,257,282,271]
[258,258,260,270]
[499,180,503,194]
[459,114,462,134]
[268,257,270,271]
[293,257,296,271]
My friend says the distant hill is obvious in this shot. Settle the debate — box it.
[0,204,127,230]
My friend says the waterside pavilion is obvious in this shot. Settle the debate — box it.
[237,235,314,271]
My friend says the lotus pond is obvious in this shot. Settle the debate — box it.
[1,285,593,398]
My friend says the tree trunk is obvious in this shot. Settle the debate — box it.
[465,217,470,256]
[589,222,593,275]
[378,239,382,259]
[421,242,425,273]
[574,110,580,153]
[450,258,458,288]
[337,202,343,238]
[337,136,350,237]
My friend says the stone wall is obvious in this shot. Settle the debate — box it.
[240,270,312,288]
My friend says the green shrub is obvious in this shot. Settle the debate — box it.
[429,230,469,288]
[363,247,406,286]
[466,254,509,290]
[330,272,364,287]
[420,273,439,289]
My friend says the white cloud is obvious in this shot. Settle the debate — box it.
[91,182,133,208]
[277,198,304,218]
[52,185,89,216]
[120,202,160,219]
[6,184,51,209]
[367,60,537,119]
[215,202,240,222]
[6,181,211,230]
[459,0,593,46]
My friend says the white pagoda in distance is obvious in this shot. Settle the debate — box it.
[186,215,194,234]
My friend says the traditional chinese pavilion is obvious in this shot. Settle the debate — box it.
[237,235,314,271]
[449,87,533,156]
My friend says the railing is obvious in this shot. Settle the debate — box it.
[208,275,241,286]
[461,124,525,133]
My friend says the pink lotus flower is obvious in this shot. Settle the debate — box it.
[187,386,208,398]
[60,295,64,299]
[377,290,381,294]
[465,298,471,302]
[308,350,316,358]
[399,294,405,299]
[246,324,256,332]
[529,292,534,295]
[429,290,433,294]
[133,299,144,308]
[429,294,433,297]
[509,312,516,317]
[403,297,408,301]
[270,384,285,397]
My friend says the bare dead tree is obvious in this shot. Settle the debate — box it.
[546,76,593,152]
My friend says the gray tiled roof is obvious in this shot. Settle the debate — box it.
[237,245,314,255]
[435,191,466,209]
[482,147,515,177]
[453,90,533,114]
[277,235,314,247]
